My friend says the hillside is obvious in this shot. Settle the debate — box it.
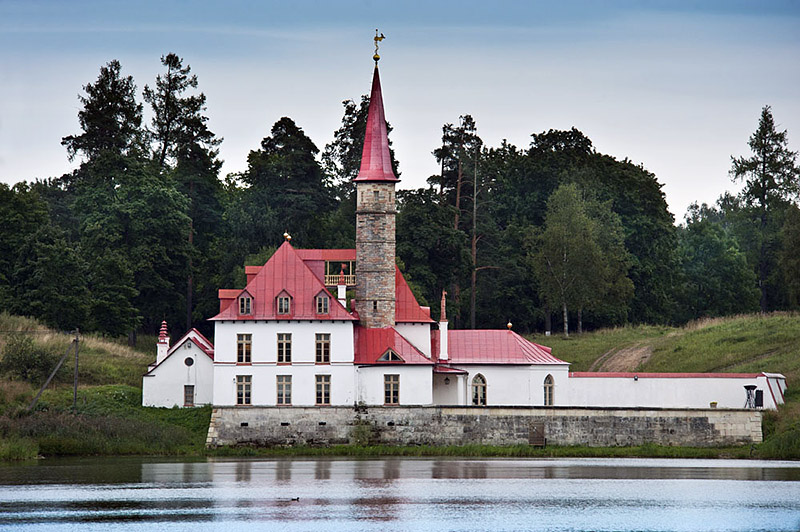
[0,312,798,459]
[529,313,800,458]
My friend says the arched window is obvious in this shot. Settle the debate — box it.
[472,374,487,406]
[543,374,554,406]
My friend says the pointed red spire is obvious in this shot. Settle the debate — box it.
[354,66,398,182]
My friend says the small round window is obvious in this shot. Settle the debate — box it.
[184,357,194,367]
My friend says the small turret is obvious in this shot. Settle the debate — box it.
[439,291,448,361]
[156,320,170,364]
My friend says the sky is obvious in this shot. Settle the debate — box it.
[1,0,799,221]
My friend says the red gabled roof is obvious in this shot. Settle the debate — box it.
[395,266,434,323]
[144,328,214,376]
[212,241,356,321]
[446,330,568,365]
[354,66,398,183]
[354,326,433,365]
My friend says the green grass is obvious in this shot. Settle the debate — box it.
[528,324,673,371]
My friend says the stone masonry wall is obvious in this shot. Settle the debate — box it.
[206,406,762,448]
[355,181,396,328]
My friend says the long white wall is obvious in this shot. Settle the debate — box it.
[567,374,784,410]
[142,342,213,407]
[432,365,570,406]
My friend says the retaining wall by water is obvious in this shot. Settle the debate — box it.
[206,406,762,448]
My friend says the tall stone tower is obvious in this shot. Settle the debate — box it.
[354,53,398,329]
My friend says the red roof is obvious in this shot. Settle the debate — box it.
[354,326,433,365]
[354,66,398,182]
[395,266,434,323]
[212,241,356,321]
[446,330,567,365]
[570,372,762,379]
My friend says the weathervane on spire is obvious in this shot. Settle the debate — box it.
[373,29,385,64]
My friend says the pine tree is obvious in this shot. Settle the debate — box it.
[730,105,799,312]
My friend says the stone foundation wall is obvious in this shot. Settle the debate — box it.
[206,406,762,448]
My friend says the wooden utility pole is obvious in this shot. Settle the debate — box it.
[72,328,79,413]
[28,332,79,413]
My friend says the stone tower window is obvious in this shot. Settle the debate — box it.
[373,190,380,201]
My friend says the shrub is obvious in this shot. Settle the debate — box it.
[0,335,68,384]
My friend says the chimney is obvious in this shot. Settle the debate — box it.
[156,320,170,364]
[439,291,448,361]
[337,266,347,309]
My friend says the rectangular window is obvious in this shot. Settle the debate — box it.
[236,375,251,405]
[315,333,330,364]
[277,375,292,405]
[384,374,399,405]
[239,296,251,315]
[184,385,195,407]
[316,295,329,314]
[277,333,292,363]
[316,375,331,405]
[277,296,291,315]
[237,333,252,364]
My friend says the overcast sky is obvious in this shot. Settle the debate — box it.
[1,0,798,221]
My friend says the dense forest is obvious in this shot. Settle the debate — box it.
[1,55,798,341]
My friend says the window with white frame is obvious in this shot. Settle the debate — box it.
[236,375,251,405]
[277,375,292,405]
[544,374,554,406]
[472,374,487,406]
[277,333,292,363]
[384,374,399,405]
[239,296,252,315]
[316,333,330,364]
[316,294,329,315]
[316,375,331,405]
[237,334,252,364]
[277,296,291,315]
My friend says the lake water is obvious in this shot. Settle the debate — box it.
[0,457,799,531]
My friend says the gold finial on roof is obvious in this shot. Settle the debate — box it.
[283,232,292,241]
[373,29,385,64]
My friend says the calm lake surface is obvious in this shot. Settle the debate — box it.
[0,457,799,531]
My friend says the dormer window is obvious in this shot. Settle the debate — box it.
[378,349,403,362]
[239,296,252,315]
[277,295,291,315]
[316,294,329,315]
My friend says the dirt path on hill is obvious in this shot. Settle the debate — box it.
[588,343,653,372]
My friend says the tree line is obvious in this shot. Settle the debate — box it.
[1,55,798,340]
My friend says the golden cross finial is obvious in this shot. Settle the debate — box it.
[374,29,385,64]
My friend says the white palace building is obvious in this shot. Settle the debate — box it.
[143,49,786,415]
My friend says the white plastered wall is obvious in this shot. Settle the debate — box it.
[394,323,432,357]
[433,365,570,406]
[212,320,356,406]
[142,341,214,407]
[356,365,433,405]
[567,374,783,410]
